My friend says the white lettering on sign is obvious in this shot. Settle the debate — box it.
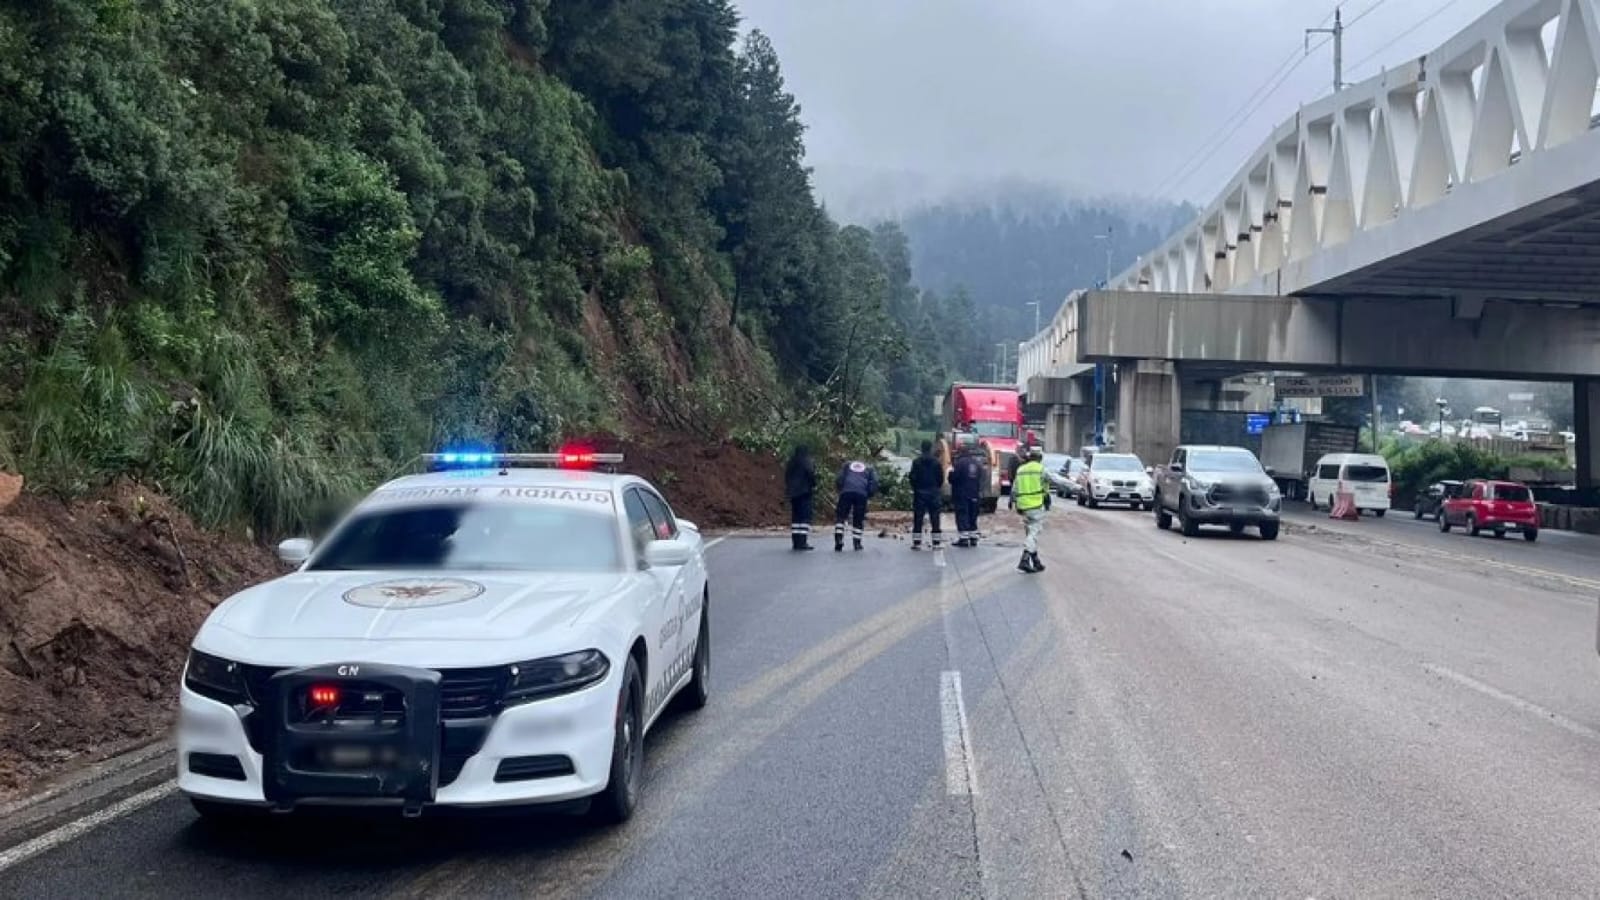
[496,487,611,504]
[1274,375,1365,399]
[369,486,483,503]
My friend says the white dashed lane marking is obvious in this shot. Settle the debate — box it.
[941,670,977,796]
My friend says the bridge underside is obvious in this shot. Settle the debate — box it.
[1289,175,1600,303]
[1074,290,1600,379]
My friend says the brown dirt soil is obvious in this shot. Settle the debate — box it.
[0,480,277,801]
[586,434,791,529]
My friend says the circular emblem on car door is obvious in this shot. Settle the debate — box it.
[343,577,485,609]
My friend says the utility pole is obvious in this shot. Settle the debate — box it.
[1369,374,1381,451]
[1306,5,1345,93]
[1094,230,1114,287]
[995,342,1010,383]
[1026,300,1041,333]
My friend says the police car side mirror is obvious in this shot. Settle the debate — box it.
[644,539,693,569]
[675,518,699,534]
[277,537,314,566]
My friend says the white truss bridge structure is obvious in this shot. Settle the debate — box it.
[1113,0,1600,302]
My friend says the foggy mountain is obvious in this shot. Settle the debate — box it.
[814,166,1195,349]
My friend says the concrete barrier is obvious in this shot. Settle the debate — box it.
[1536,504,1600,533]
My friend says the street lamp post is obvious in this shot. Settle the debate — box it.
[1093,231,1114,287]
[1025,300,1041,334]
[996,342,1010,383]
[1436,398,1449,440]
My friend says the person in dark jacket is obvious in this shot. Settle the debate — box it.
[907,440,945,550]
[784,444,818,551]
[833,459,878,551]
[949,436,985,547]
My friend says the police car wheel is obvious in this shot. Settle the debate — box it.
[591,657,645,824]
[680,597,710,711]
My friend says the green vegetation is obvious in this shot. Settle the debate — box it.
[1381,439,1567,505]
[0,0,944,535]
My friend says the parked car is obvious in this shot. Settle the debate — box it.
[1153,445,1281,540]
[1306,452,1393,516]
[1077,453,1154,509]
[1413,480,1464,521]
[1439,479,1539,541]
[1054,457,1086,499]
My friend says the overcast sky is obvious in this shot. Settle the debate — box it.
[733,0,1504,214]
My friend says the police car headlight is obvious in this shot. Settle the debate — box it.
[185,649,248,705]
[504,650,610,705]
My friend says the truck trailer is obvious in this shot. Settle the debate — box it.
[1259,421,1361,500]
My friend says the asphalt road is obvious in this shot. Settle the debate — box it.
[4,507,1600,898]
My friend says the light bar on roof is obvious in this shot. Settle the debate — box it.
[423,452,624,471]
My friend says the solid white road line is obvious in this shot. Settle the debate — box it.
[0,781,177,873]
[703,536,728,551]
[941,670,977,796]
[1423,663,1600,743]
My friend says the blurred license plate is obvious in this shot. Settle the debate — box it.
[319,744,402,769]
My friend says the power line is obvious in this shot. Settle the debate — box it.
[1148,0,1346,198]
[1346,0,1469,79]
[1151,0,1393,200]
[1345,0,1392,29]
[1161,34,1335,199]
[1149,46,1307,198]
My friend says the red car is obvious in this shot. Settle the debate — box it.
[1438,479,1540,541]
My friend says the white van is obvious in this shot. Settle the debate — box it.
[1306,452,1393,516]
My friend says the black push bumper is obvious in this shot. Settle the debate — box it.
[262,664,442,814]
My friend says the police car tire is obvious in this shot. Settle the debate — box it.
[591,658,645,825]
[680,597,710,711]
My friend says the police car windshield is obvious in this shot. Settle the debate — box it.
[309,503,621,573]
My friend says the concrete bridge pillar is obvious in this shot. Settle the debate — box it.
[1578,378,1600,492]
[1115,360,1180,467]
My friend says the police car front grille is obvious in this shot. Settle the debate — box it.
[236,665,508,720]
[437,668,506,718]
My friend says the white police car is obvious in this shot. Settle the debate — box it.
[177,450,709,823]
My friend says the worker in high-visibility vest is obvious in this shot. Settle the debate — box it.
[1008,445,1051,573]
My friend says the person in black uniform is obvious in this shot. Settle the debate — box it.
[834,459,878,551]
[908,440,945,550]
[949,436,984,547]
[784,444,817,551]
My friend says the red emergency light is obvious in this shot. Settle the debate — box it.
[558,443,597,469]
[308,685,340,707]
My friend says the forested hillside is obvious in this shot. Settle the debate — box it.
[893,190,1195,355]
[0,0,981,534]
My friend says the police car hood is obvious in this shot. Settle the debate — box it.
[207,570,626,644]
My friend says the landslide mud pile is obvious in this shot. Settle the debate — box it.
[0,479,276,800]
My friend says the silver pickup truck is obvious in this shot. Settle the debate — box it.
[1153,444,1282,540]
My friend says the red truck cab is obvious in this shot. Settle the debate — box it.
[946,384,1025,492]
[1439,479,1539,542]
